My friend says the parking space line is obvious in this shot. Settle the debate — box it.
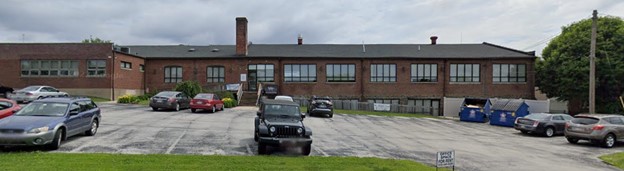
[165,129,187,154]
[245,144,253,155]
[314,146,328,156]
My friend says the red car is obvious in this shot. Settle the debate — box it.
[0,98,20,119]
[190,93,224,113]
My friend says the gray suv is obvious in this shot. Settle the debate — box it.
[254,99,312,155]
[565,114,624,148]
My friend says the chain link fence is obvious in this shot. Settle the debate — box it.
[293,98,440,116]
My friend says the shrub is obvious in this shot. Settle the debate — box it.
[174,81,203,97]
[223,98,238,108]
[137,94,151,101]
[117,94,140,104]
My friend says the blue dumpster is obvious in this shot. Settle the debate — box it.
[459,98,492,123]
[489,99,530,127]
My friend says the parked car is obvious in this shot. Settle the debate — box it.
[0,97,101,150]
[274,95,293,102]
[0,98,21,120]
[565,114,624,148]
[149,91,191,111]
[0,85,14,98]
[190,93,224,113]
[514,113,573,137]
[261,83,278,99]
[307,96,333,118]
[254,99,312,155]
[8,85,69,103]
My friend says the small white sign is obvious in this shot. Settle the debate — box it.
[373,103,390,111]
[240,74,247,82]
[436,150,455,167]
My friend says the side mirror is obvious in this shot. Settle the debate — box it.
[69,110,80,116]
[301,112,306,119]
[256,111,262,117]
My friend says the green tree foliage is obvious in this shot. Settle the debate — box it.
[537,16,624,114]
[174,81,203,98]
[82,37,112,43]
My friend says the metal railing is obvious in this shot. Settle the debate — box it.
[236,83,243,106]
[293,98,440,116]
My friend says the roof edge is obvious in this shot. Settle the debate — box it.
[482,42,536,57]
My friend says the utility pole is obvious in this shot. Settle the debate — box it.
[589,10,597,113]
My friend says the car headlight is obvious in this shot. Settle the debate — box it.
[27,126,49,134]
[269,126,276,133]
[297,128,303,134]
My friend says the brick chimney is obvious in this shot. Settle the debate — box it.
[236,17,248,56]
[430,36,438,45]
[297,34,303,45]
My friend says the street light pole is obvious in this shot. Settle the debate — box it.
[589,10,597,113]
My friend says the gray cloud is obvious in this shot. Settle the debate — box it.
[1,0,623,55]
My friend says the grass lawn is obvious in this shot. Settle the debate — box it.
[600,152,624,169]
[300,107,437,118]
[138,99,149,105]
[0,153,443,171]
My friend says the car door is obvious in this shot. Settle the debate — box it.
[65,102,83,136]
[47,87,61,97]
[77,100,95,131]
[214,95,222,109]
[551,115,566,133]
[613,117,624,141]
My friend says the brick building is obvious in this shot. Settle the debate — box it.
[0,17,536,115]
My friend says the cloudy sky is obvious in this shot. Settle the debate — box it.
[1,0,622,55]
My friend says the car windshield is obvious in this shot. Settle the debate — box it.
[194,94,213,99]
[525,113,549,120]
[155,92,178,97]
[21,86,41,91]
[264,104,300,117]
[313,97,331,101]
[15,102,68,117]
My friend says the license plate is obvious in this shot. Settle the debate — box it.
[196,101,203,104]
[570,127,584,132]
[523,125,532,129]
[319,105,326,108]
[156,100,163,103]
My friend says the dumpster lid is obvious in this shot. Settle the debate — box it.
[491,99,510,110]
[502,99,526,111]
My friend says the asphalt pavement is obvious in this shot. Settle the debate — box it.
[6,103,623,171]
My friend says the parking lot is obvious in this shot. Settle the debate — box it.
[6,103,624,171]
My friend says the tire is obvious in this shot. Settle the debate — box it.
[302,144,311,156]
[152,107,158,111]
[258,143,267,155]
[603,134,616,148]
[212,107,216,113]
[544,127,555,137]
[37,96,43,100]
[567,137,579,144]
[48,129,64,150]
[85,119,98,136]
[191,108,196,113]
[329,113,333,118]
[520,130,529,134]
[174,103,180,111]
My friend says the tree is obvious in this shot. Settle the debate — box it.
[537,16,624,114]
[82,37,112,43]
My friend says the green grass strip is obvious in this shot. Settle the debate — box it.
[0,153,443,171]
[600,152,624,169]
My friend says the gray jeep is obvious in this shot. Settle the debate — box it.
[254,99,312,155]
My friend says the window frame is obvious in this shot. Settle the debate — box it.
[411,64,438,82]
[121,61,132,70]
[493,64,526,83]
[326,64,356,82]
[370,64,397,83]
[206,66,225,83]
[449,64,480,82]
[87,60,107,77]
[284,64,317,82]
[164,66,183,83]
[21,60,79,77]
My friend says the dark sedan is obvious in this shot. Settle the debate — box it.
[307,96,334,118]
[0,97,101,150]
[149,91,191,111]
[514,113,573,137]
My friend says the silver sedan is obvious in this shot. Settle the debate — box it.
[8,86,69,103]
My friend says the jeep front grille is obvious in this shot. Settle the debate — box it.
[276,127,299,137]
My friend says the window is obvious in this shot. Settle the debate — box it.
[284,64,316,82]
[450,64,480,82]
[207,66,225,83]
[326,64,355,82]
[370,64,396,82]
[121,61,132,69]
[367,99,399,104]
[493,64,526,83]
[411,64,437,82]
[408,99,440,115]
[87,60,106,77]
[21,60,78,77]
[164,66,183,83]
[552,115,564,121]
[140,64,145,72]
[249,64,274,82]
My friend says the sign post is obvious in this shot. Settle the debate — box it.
[436,150,455,171]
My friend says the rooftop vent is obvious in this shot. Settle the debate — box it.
[211,49,220,52]
[188,48,196,52]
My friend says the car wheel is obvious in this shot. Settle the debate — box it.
[37,96,43,100]
[152,107,158,111]
[520,130,529,134]
[302,144,311,156]
[603,134,616,148]
[544,127,555,137]
[212,107,216,113]
[48,129,64,150]
[175,103,180,111]
[567,137,579,144]
[191,109,196,113]
[329,113,333,118]
[258,143,267,155]
[85,119,98,136]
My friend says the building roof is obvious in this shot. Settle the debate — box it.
[120,42,536,59]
